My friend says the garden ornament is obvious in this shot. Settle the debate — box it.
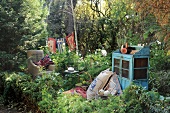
[67,67,74,72]
[120,43,137,54]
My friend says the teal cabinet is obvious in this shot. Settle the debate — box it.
[112,46,150,90]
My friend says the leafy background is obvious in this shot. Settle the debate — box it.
[0,0,170,112]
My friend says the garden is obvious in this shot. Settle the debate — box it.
[0,0,170,113]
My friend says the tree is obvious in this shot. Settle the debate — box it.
[46,0,66,38]
[74,0,140,54]
[0,0,48,71]
[134,0,169,26]
[46,0,77,38]
[64,0,77,35]
[21,0,48,49]
[133,0,170,50]
[75,0,115,54]
[109,0,143,46]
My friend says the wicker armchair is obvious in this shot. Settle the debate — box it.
[27,50,55,78]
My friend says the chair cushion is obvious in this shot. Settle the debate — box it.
[35,55,54,67]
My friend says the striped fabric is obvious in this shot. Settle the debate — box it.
[56,38,66,53]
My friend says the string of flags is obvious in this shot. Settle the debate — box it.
[66,32,76,51]
[47,32,76,53]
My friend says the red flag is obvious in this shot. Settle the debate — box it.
[66,32,76,51]
[47,38,56,53]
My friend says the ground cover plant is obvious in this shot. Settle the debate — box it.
[0,71,170,113]
[0,50,170,113]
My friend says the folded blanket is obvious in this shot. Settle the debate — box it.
[70,86,87,98]
[34,55,54,68]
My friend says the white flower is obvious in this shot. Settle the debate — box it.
[101,50,107,56]
[6,77,11,81]
[156,40,161,44]
[125,15,130,19]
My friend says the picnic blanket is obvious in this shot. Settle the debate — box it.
[63,86,87,98]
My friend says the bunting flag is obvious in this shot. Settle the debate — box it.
[47,38,56,53]
[66,32,76,51]
[56,38,65,53]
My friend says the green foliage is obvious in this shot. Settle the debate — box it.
[149,71,170,97]
[0,95,5,106]
[53,84,169,113]
[20,0,48,50]
[150,41,170,71]
[51,49,79,73]
[46,0,66,37]
[52,48,111,73]
[55,94,125,113]
[80,52,111,81]
[0,71,63,111]
[75,0,119,53]
[149,39,170,97]
[110,0,143,47]
[0,0,23,52]
[51,49,111,90]
[122,84,170,113]
[142,15,161,40]
[0,0,48,50]
[56,94,86,113]
[0,51,14,70]
[0,49,170,113]
[122,84,144,112]
[38,88,58,112]
[0,0,170,112]
[1,72,24,104]
[133,0,170,50]
[0,0,48,71]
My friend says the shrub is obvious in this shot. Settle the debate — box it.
[122,84,170,113]
[51,49,111,90]
[149,71,170,96]
[150,41,170,71]
[1,50,169,113]
[0,71,63,112]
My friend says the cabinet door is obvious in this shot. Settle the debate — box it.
[121,59,131,79]
[113,58,120,75]
[134,58,148,79]
[113,57,131,79]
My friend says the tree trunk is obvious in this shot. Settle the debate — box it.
[65,0,77,35]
